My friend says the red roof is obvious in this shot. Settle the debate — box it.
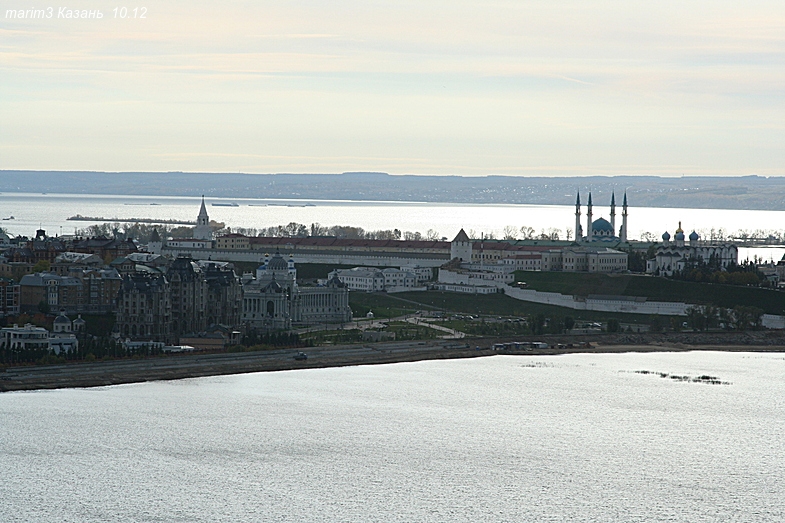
[248,236,449,249]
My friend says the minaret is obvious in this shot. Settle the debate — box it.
[194,195,213,240]
[586,192,593,241]
[620,191,628,242]
[574,192,582,241]
[610,192,616,234]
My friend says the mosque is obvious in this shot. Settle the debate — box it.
[574,192,628,243]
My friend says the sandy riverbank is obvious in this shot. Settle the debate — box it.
[3,335,785,392]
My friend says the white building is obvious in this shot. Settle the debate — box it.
[450,229,472,261]
[49,310,79,355]
[381,268,417,289]
[438,267,515,287]
[562,247,628,273]
[328,267,418,291]
[193,196,213,240]
[502,254,543,271]
[0,323,50,353]
[328,267,386,291]
[243,252,352,331]
[647,223,739,276]
[166,238,212,249]
[400,264,433,282]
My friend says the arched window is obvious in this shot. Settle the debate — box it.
[267,300,275,317]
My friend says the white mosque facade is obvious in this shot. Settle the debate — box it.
[574,191,628,243]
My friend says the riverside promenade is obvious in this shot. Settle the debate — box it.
[0,341,483,392]
[3,331,785,392]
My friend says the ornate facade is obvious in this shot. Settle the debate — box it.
[116,272,172,341]
[116,256,241,343]
[242,252,352,332]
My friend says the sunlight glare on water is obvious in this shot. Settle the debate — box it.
[1,352,783,522]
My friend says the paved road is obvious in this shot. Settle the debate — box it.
[0,340,484,392]
[405,317,465,339]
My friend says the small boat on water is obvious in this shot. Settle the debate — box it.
[212,202,240,207]
[2,216,14,220]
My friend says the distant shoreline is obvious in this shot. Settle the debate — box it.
[2,337,784,393]
[66,215,196,225]
[4,171,785,211]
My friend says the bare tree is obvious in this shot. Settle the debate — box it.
[640,231,656,242]
[519,226,535,239]
[310,223,328,236]
[502,226,518,240]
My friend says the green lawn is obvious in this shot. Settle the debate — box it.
[384,321,441,340]
[514,272,785,315]
[300,329,364,345]
[350,290,656,325]
[349,292,421,318]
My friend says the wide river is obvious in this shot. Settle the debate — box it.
[0,193,783,261]
[1,352,783,522]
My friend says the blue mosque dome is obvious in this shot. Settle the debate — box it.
[592,217,614,233]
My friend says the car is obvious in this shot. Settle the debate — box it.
[294,352,308,361]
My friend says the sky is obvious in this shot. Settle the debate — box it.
[2,1,784,176]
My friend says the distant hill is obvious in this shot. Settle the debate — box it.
[2,170,785,211]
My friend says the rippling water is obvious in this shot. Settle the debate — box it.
[1,352,783,522]
[0,193,784,261]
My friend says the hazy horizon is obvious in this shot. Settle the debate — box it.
[3,1,784,176]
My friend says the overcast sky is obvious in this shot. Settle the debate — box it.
[2,1,784,176]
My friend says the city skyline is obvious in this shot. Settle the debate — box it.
[2,1,784,176]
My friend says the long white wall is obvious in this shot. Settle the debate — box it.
[501,284,785,327]
[161,247,448,268]
[500,284,690,316]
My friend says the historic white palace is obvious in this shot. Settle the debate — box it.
[241,251,352,331]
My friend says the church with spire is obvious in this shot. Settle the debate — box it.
[574,191,628,243]
[193,196,213,240]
